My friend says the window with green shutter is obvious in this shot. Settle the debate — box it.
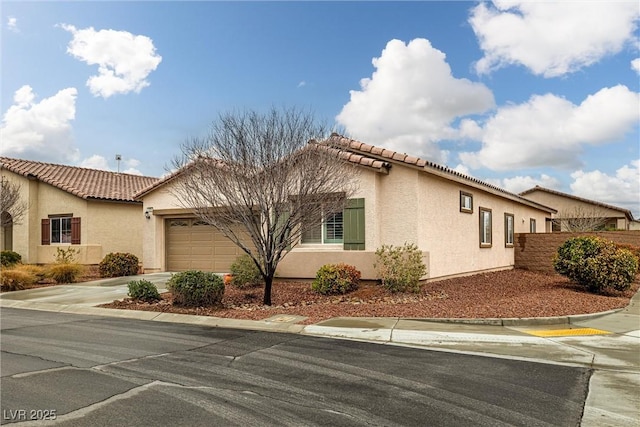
[343,198,365,250]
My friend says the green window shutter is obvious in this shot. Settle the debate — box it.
[343,198,365,250]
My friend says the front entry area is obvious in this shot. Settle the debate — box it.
[165,218,253,272]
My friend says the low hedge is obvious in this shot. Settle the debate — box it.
[311,263,361,295]
[167,270,224,307]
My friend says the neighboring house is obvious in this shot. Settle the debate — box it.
[0,157,158,265]
[136,134,556,281]
[519,186,635,231]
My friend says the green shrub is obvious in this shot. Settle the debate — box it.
[47,263,84,284]
[229,255,263,288]
[128,279,161,302]
[312,263,361,295]
[554,236,638,293]
[0,269,35,291]
[1,250,22,267]
[167,270,225,307]
[374,243,427,293]
[615,243,640,262]
[99,252,139,278]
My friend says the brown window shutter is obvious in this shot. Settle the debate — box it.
[71,217,81,245]
[41,219,50,245]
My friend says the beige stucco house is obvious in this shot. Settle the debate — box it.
[519,186,635,231]
[0,157,158,265]
[136,135,556,281]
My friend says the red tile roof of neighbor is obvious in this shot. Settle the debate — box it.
[0,157,159,203]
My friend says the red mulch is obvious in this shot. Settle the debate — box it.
[98,269,639,325]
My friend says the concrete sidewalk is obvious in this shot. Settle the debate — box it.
[1,273,639,426]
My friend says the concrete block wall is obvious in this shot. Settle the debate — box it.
[514,231,640,274]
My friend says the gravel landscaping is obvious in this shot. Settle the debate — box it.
[100,269,639,325]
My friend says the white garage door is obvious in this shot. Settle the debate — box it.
[166,218,254,272]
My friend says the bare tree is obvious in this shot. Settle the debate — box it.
[171,107,357,305]
[0,177,28,227]
[552,206,612,232]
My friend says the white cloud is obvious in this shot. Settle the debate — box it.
[60,24,162,98]
[570,160,640,217]
[459,85,640,171]
[632,58,640,74]
[336,38,494,163]
[79,155,143,175]
[0,85,79,163]
[485,174,561,195]
[79,154,110,170]
[297,81,306,88]
[470,1,640,77]
[452,164,471,176]
[7,16,18,32]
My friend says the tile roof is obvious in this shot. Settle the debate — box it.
[324,134,557,213]
[0,157,158,203]
[135,145,391,199]
[520,185,634,220]
[309,140,391,173]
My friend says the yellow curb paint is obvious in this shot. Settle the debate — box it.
[525,328,611,337]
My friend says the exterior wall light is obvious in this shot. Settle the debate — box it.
[145,207,154,220]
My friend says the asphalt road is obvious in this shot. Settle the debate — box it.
[1,308,591,427]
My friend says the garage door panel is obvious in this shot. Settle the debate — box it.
[167,247,191,256]
[191,246,214,256]
[168,260,192,271]
[190,260,215,270]
[214,246,242,256]
[166,218,255,272]
[168,233,191,242]
[191,233,214,242]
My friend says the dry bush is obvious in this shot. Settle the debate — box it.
[0,269,36,291]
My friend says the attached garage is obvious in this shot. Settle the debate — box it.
[165,218,253,272]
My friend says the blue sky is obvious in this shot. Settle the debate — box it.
[2,1,639,216]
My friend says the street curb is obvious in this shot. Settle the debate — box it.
[1,298,627,330]
[396,307,626,327]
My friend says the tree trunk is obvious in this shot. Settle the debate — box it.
[263,275,273,306]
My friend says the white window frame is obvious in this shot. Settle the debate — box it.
[50,216,72,244]
[479,207,492,247]
[301,209,344,245]
[460,191,473,213]
[504,213,514,247]
[530,218,536,233]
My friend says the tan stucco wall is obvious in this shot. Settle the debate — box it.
[1,170,143,265]
[140,164,552,281]
[84,201,145,262]
[416,174,549,278]
[522,190,628,229]
[0,171,31,257]
[140,185,186,272]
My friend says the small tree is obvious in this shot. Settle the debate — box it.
[0,177,28,227]
[552,206,611,232]
[171,107,356,305]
